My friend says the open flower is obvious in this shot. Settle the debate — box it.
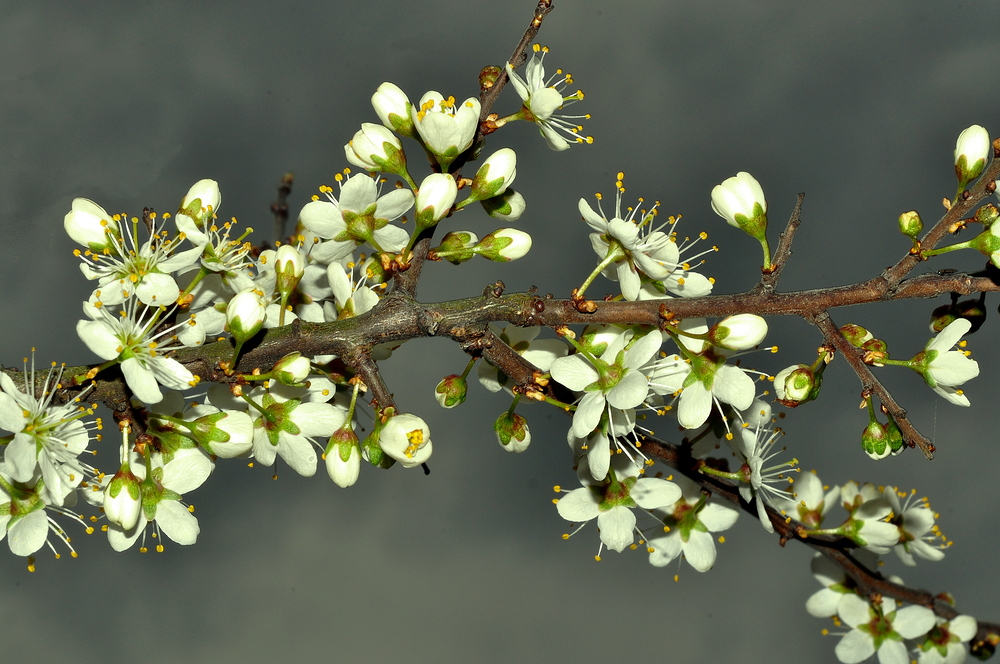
[0,357,94,506]
[910,318,979,406]
[409,91,480,170]
[550,328,661,440]
[505,45,590,151]
[77,299,198,404]
[915,615,978,664]
[578,178,714,300]
[556,455,680,555]
[882,486,947,566]
[646,474,739,572]
[106,447,214,552]
[69,203,201,307]
[835,594,935,664]
[730,413,797,533]
[247,383,347,477]
[380,413,432,468]
[298,173,412,261]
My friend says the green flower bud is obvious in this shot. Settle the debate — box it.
[434,374,467,409]
[898,210,923,239]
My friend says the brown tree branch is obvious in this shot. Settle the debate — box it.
[639,434,1000,651]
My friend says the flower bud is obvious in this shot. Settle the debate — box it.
[711,171,768,241]
[104,461,142,531]
[226,287,267,343]
[360,421,393,469]
[480,189,525,222]
[325,426,361,488]
[371,82,415,138]
[840,323,873,348]
[345,122,407,175]
[494,411,530,453]
[274,244,305,298]
[861,337,888,366]
[773,365,820,407]
[467,148,517,202]
[898,210,923,239]
[64,198,120,252]
[708,314,768,351]
[479,65,502,90]
[190,410,254,458]
[362,254,391,286]
[976,202,999,227]
[379,413,432,468]
[431,231,479,264]
[273,352,311,386]
[177,179,221,229]
[474,228,532,262]
[414,173,458,231]
[434,374,467,409]
[884,413,904,456]
[861,419,891,460]
[968,222,1000,268]
[954,124,990,189]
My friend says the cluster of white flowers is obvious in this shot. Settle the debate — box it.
[4,35,993,664]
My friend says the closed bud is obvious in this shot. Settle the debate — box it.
[189,409,254,458]
[325,426,361,488]
[226,287,267,343]
[494,411,530,453]
[274,244,305,297]
[840,323,873,348]
[711,171,768,240]
[177,179,222,229]
[345,122,407,175]
[414,173,458,230]
[361,424,394,469]
[479,65,502,91]
[431,231,479,264]
[929,303,957,333]
[273,352,311,386]
[975,202,999,227]
[708,314,768,351]
[954,124,990,189]
[362,254,391,286]
[884,413,905,456]
[104,461,142,531]
[861,419,891,460]
[467,148,517,202]
[434,374,467,409]
[474,228,532,262]
[898,210,923,239]
[371,82,415,138]
[64,198,121,253]
[481,189,525,222]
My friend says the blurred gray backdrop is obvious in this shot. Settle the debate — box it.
[2,1,999,662]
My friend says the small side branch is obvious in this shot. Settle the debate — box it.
[755,192,804,294]
[270,172,294,246]
[810,311,933,459]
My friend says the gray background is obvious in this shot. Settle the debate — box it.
[2,1,999,662]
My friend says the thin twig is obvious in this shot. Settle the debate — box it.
[270,172,294,246]
[755,192,804,294]
[810,311,933,459]
[639,434,999,645]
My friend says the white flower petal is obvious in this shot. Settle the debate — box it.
[155,499,200,545]
[597,505,635,553]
